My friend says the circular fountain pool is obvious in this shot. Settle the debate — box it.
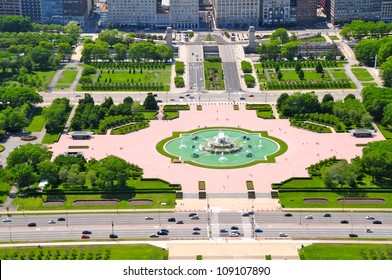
[159,128,286,168]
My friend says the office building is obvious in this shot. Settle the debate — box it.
[20,0,42,23]
[260,0,291,25]
[0,0,20,16]
[381,0,392,23]
[330,0,382,24]
[213,0,260,28]
[170,0,199,29]
[296,0,318,24]
[63,0,92,27]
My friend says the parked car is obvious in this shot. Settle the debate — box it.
[28,222,37,227]
[82,230,92,234]
[81,235,90,239]
[249,95,254,97]
[340,220,349,224]
[241,212,249,217]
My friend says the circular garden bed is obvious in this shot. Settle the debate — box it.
[73,199,119,206]
[338,198,386,205]
[303,198,328,204]
[128,199,152,205]
[21,135,37,141]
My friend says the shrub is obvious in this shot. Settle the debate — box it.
[174,76,185,88]
[244,74,256,88]
[241,61,252,73]
[205,56,222,62]
[175,61,185,74]
[82,65,96,76]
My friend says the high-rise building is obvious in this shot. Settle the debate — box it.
[296,0,318,24]
[212,0,260,28]
[170,0,199,29]
[20,0,42,23]
[0,0,20,16]
[381,0,392,23]
[63,0,92,27]
[330,0,382,24]
[260,0,291,25]
[41,0,64,24]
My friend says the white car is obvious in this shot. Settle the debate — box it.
[366,216,375,220]
[145,216,154,220]
[305,215,313,219]
[2,217,12,222]
[190,215,199,220]
[279,233,288,237]
[48,220,56,224]
[230,232,239,237]
[366,229,373,233]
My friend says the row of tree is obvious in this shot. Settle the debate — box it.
[340,20,392,40]
[277,92,372,128]
[362,87,392,128]
[82,41,173,64]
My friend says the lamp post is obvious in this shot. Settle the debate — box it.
[111,221,114,235]
[9,223,12,243]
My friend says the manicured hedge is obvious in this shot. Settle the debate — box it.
[174,76,185,88]
[175,61,185,74]
[241,61,252,73]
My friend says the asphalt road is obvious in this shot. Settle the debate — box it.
[1,212,391,242]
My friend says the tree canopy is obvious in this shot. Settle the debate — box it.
[362,140,392,181]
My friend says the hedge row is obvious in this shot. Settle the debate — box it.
[89,62,167,70]
[259,60,339,69]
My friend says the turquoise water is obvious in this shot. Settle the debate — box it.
[164,129,279,167]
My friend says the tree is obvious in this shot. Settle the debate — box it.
[6,143,52,171]
[0,86,42,108]
[295,63,301,73]
[57,42,73,61]
[113,43,127,61]
[344,94,356,101]
[271,28,289,44]
[64,21,82,40]
[102,96,114,109]
[123,96,134,104]
[354,39,382,67]
[325,50,335,61]
[29,46,53,70]
[381,56,392,87]
[322,94,334,103]
[98,30,122,46]
[0,15,32,32]
[14,164,36,189]
[95,156,131,189]
[316,62,323,73]
[280,92,320,117]
[256,40,282,61]
[37,160,59,187]
[277,71,283,80]
[362,140,392,181]
[322,161,359,187]
[382,103,392,128]
[298,69,305,80]
[276,93,289,111]
[281,41,299,61]
[143,93,158,110]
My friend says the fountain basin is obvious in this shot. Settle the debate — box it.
[157,127,287,169]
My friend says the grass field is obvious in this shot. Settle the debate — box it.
[55,69,78,89]
[351,68,374,81]
[41,132,61,144]
[299,244,392,260]
[329,69,349,80]
[279,191,392,208]
[377,123,392,139]
[270,70,327,81]
[35,70,57,88]
[25,108,45,132]
[329,35,340,41]
[0,245,168,260]
[362,82,378,87]
[204,62,225,90]
[0,182,12,205]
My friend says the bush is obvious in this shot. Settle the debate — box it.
[82,65,96,76]
[174,76,185,88]
[175,61,185,75]
[244,74,256,88]
[205,56,222,62]
[241,61,252,73]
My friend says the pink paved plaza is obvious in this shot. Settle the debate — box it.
[50,104,385,196]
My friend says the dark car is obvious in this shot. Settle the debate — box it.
[241,212,249,217]
[284,213,293,217]
[188,213,197,217]
[193,227,201,231]
[323,213,331,217]
[220,229,228,233]
[161,229,170,233]
[57,217,66,221]
[157,231,168,235]
[192,231,201,235]
[231,226,239,230]
[168,217,176,222]
[81,235,90,239]
[340,220,349,224]
[109,234,118,239]
[249,95,254,97]
[373,220,382,224]
[82,230,92,234]
[349,234,358,238]
[149,234,159,238]
[28,222,37,227]
[255,228,263,233]
[176,220,184,224]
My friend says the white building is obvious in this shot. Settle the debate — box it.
[108,0,157,27]
[170,0,199,29]
[212,0,260,28]
[261,0,291,25]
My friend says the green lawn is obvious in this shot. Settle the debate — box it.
[329,35,340,41]
[55,69,78,89]
[25,108,45,132]
[0,182,12,204]
[377,123,392,139]
[35,70,57,88]
[141,111,157,120]
[362,82,378,87]
[329,69,349,80]
[0,245,168,260]
[271,70,327,81]
[299,244,392,260]
[279,191,392,208]
[351,68,374,81]
[41,132,61,144]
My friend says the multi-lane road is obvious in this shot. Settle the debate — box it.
[1,212,391,242]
